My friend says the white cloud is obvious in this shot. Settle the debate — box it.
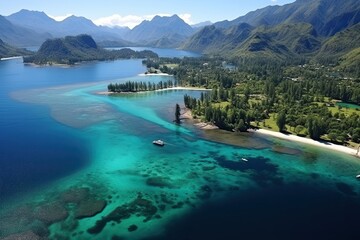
[93,14,144,29]
[94,13,193,29]
[271,0,278,2]
[179,13,193,25]
[48,14,73,21]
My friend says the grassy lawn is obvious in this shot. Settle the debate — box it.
[315,100,360,117]
[327,106,359,117]
[164,63,178,69]
[212,101,230,109]
[262,113,279,131]
[261,113,308,135]
[249,97,263,106]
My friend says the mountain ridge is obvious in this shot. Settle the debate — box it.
[124,14,195,47]
[0,15,52,47]
[213,0,360,36]
[183,0,360,64]
[4,10,199,48]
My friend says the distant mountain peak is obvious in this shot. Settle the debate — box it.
[17,9,47,15]
[62,15,91,22]
[125,13,194,44]
[7,9,54,20]
[191,21,212,29]
[152,14,180,20]
[151,14,185,24]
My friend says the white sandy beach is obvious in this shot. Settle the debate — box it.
[169,86,210,91]
[96,86,209,96]
[1,56,23,61]
[138,73,171,76]
[255,129,359,157]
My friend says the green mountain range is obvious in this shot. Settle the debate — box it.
[183,0,360,64]
[24,34,158,65]
[0,15,51,47]
[2,10,195,48]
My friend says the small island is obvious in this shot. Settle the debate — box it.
[23,34,158,65]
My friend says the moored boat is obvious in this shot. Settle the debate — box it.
[153,140,165,146]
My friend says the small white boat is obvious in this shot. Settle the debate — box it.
[356,174,360,179]
[153,140,165,146]
[241,158,248,162]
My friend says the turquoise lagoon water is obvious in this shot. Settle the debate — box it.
[1,55,360,240]
[336,102,360,110]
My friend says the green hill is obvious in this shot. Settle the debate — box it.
[337,47,360,75]
[316,23,360,63]
[183,25,227,53]
[234,23,320,59]
[183,0,359,67]
[24,34,158,65]
[184,23,321,61]
[214,0,360,37]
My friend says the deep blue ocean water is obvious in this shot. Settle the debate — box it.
[0,49,360,240]
[0,59,146,199]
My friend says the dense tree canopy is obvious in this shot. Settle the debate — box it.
[153,56,360,145]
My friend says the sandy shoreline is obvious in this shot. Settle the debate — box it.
[96,86,210,96]
[254,129,359,157]
[181,108,219,130]
[184,108,359,156]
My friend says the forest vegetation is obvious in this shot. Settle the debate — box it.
[143,56,360,145]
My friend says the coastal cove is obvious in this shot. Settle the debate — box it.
[1,49,360,240]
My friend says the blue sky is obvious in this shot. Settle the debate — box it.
[0,0,295,28]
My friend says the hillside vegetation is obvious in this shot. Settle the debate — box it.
[0,38,32,58]
[183,0,360,73]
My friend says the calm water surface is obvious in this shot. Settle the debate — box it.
[0,50,360,240]
[336,101,360,109]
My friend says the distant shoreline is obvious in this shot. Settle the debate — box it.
[1,56,23,61]
[184,108,359,157]
[24,62,73,68]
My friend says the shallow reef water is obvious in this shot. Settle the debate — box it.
[1,59,360,240]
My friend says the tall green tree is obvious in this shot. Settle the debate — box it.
[276,111,286,132]
[175,104,181,124]
[307,116,324,140]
